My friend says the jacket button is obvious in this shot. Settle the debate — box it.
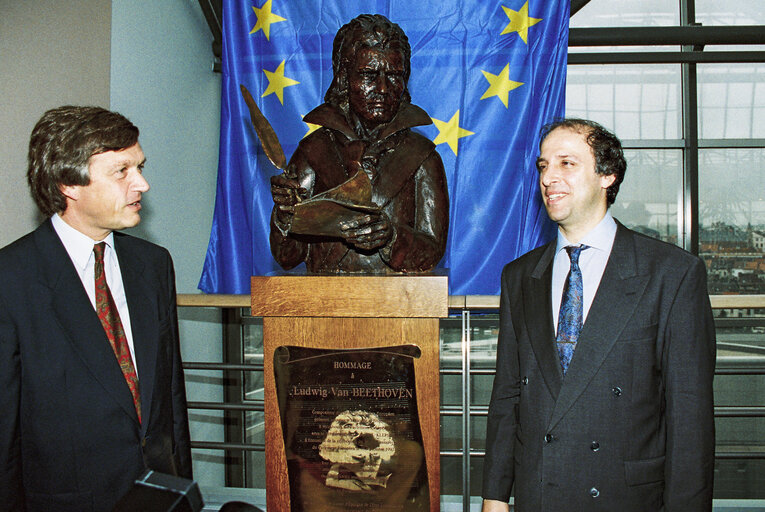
[590,441,600,451]
[544,433,554,443]
[612,386,622,397]
[521,376,529,385]
[141,438,147,448]
[590,487,600,498]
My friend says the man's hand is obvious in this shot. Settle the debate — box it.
[340,212,393,251]
[481,499,510,512]
[270,175,305,225]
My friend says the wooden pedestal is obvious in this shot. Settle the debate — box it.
[252,274,447,512]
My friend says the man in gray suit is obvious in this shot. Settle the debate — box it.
[482,119,715,511]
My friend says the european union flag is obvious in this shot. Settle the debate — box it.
[199,0,568,295]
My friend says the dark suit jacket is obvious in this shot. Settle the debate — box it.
[482,222,716,511]
[0,220,192,512]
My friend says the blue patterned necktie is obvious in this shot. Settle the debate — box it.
[556,245,588,374]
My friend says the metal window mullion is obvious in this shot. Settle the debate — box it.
[461,310,472,512]
[680,0,699,255]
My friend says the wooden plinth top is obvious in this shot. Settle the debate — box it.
[251,274,448,318]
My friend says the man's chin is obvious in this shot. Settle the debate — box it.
[117,215,142,230]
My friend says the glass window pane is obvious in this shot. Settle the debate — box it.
[441,456,463,496]
[441,414,463,451]
[470,313,499,370]
[611,149,682,246]
[698,64,765,139]
[570,0,678,27]
[440,315,462,370]
[700,148,765,294]
[714,459,765,499]
[566,65,682,140]
[695,0,765,25]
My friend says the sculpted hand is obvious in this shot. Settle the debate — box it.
[340,212,393,251]
[270,174,306,224]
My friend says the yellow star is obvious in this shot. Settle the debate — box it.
[480,64,524,108]
[431,110,475,156]
[262,60,300,105]
[249,0,286,40]
[303,116,321,137]
[500,1,543,44]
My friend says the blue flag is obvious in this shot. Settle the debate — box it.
[199,0,567,295]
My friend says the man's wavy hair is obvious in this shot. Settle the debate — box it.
[539,118,627,206]
[324,14,412,115]
[27,105,139,216]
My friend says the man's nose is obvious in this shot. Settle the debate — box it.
[133,171,150,193]
[540,166,560,186]
[375,73,388,94]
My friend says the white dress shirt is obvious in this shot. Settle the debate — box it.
[551,212,617,334]
[51,214,138,374]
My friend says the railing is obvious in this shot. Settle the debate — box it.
[178,293,765,507]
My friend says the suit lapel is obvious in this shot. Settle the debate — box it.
[548,224,649,430]
[523,242,563,400]
[35,221,139,424]
[115,235,159,434]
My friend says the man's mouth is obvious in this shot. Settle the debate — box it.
[547,193,566,202]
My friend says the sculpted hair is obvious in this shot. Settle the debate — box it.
[27,105,139,216]
[540,118,627,205]
[325,14,412,113]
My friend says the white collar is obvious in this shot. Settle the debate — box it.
[51,214,115,271]
[555,211,617,255]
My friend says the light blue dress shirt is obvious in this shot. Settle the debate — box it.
[551,212,617,334]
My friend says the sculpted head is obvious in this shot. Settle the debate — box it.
[325,14,412,129]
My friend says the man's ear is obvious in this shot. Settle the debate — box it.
[601,173,616,190]
[59,184,80,201]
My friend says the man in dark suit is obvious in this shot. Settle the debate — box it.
[482,119,715,511]
[0,106,192,511]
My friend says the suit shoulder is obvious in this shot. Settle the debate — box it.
[114,232,172,262]
[503,242,551,272]
[0,230,39,268]
[627,227,703,269]
[498,242,552,288]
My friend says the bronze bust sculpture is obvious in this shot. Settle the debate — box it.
[268,14,449,273]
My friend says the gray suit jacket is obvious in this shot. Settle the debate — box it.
[482,222,716,511]
[0,220,192,512]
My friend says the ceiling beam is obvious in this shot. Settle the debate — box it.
[571,0,592,17]
[569,25,765,46]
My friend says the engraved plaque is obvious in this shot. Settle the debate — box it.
[274,345,429,512]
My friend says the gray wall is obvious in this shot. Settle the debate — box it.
[1,0,227,488]
[109,0,225,486]
[0,0,112,245]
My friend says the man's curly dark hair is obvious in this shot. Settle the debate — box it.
[540,118,627,206]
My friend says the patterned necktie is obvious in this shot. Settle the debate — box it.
[556,245,588,374]
[94,242,141,423]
